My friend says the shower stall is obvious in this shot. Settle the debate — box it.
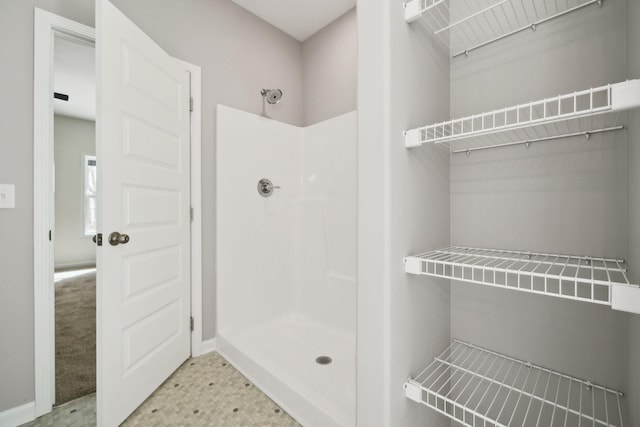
[216,105,357,427]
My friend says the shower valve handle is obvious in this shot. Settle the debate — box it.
[258,178,280,197]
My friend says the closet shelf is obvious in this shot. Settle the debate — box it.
[404,339,626,427]
[404,0,603,58]
[404,80,640,152]
[404,246,640,314]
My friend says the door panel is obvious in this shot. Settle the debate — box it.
[123,246,182,299]
[123,186,182,227]
[123,116,182,169]
[96,1,191,425]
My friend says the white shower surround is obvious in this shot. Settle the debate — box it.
[216,105,357,427]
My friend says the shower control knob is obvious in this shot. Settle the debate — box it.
[257,178,280,197]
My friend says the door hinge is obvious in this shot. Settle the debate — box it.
[190,207,194,223]
[189,97,194,112]
[190,316,194,332]
[49,230,52,241]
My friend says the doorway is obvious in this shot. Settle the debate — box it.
[33,6,203,424]
[52,33,97,406]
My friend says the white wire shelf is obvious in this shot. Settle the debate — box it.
[404,246,640,314]
[404,0,603,58]
[404,339,626,427]
[404,80,640,152]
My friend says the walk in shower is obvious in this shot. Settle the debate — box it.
[216,105,357,427]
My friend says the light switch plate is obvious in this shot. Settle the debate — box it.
[0,184,15,208]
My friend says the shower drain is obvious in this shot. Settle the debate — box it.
[315,355,332,365]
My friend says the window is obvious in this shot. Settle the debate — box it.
[83,155,97,236]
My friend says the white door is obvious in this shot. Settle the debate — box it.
[96,1,191,425]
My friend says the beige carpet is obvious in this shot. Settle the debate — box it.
[55,271,96,405]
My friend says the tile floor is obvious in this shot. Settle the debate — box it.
[19,393,95,427]
[21,352,301,427]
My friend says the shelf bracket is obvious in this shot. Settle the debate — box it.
[611,80,640,112]
[404,0,422,23]
[404,129,422,148]
[403,379,423,403]
[611,284,640,315]
[404,256,422,274]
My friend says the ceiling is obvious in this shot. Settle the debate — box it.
[232,0,356,41]
[54,34,96,121]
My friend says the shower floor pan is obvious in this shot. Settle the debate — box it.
[217,314,356,427]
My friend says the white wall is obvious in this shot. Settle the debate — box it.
[302,8,357,126]
[449,0,629,391]
[217,105,357,337]
[54,114,96,269]
[356,0,451,425]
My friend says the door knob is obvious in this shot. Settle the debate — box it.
[108,231,130,246]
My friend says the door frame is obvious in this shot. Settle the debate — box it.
[33,8,203,418]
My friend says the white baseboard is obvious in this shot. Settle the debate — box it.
[0,401,35,427]
[201,337,217,355]
[54,261,96,272]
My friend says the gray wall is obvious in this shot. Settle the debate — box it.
[626,0,640,425]
[302,8,357,126]
[388,3,451,424]
[356,0,450,425]
[0,0,306,412]
[450,0,629,393]
[54,114,96,269]
[0,0,95,413]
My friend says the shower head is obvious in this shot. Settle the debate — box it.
[261,88,283,104]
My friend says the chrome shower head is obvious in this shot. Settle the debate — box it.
[261,88,283,104]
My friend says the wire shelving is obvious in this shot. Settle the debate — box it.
[404,339,626,427]
[404,246,640,314]
[404,0,604,58]
[403,80,640,152]
[402,1,634,425]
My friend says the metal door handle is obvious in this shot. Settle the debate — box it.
[257,178,281,197]
[108,231,130,246]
